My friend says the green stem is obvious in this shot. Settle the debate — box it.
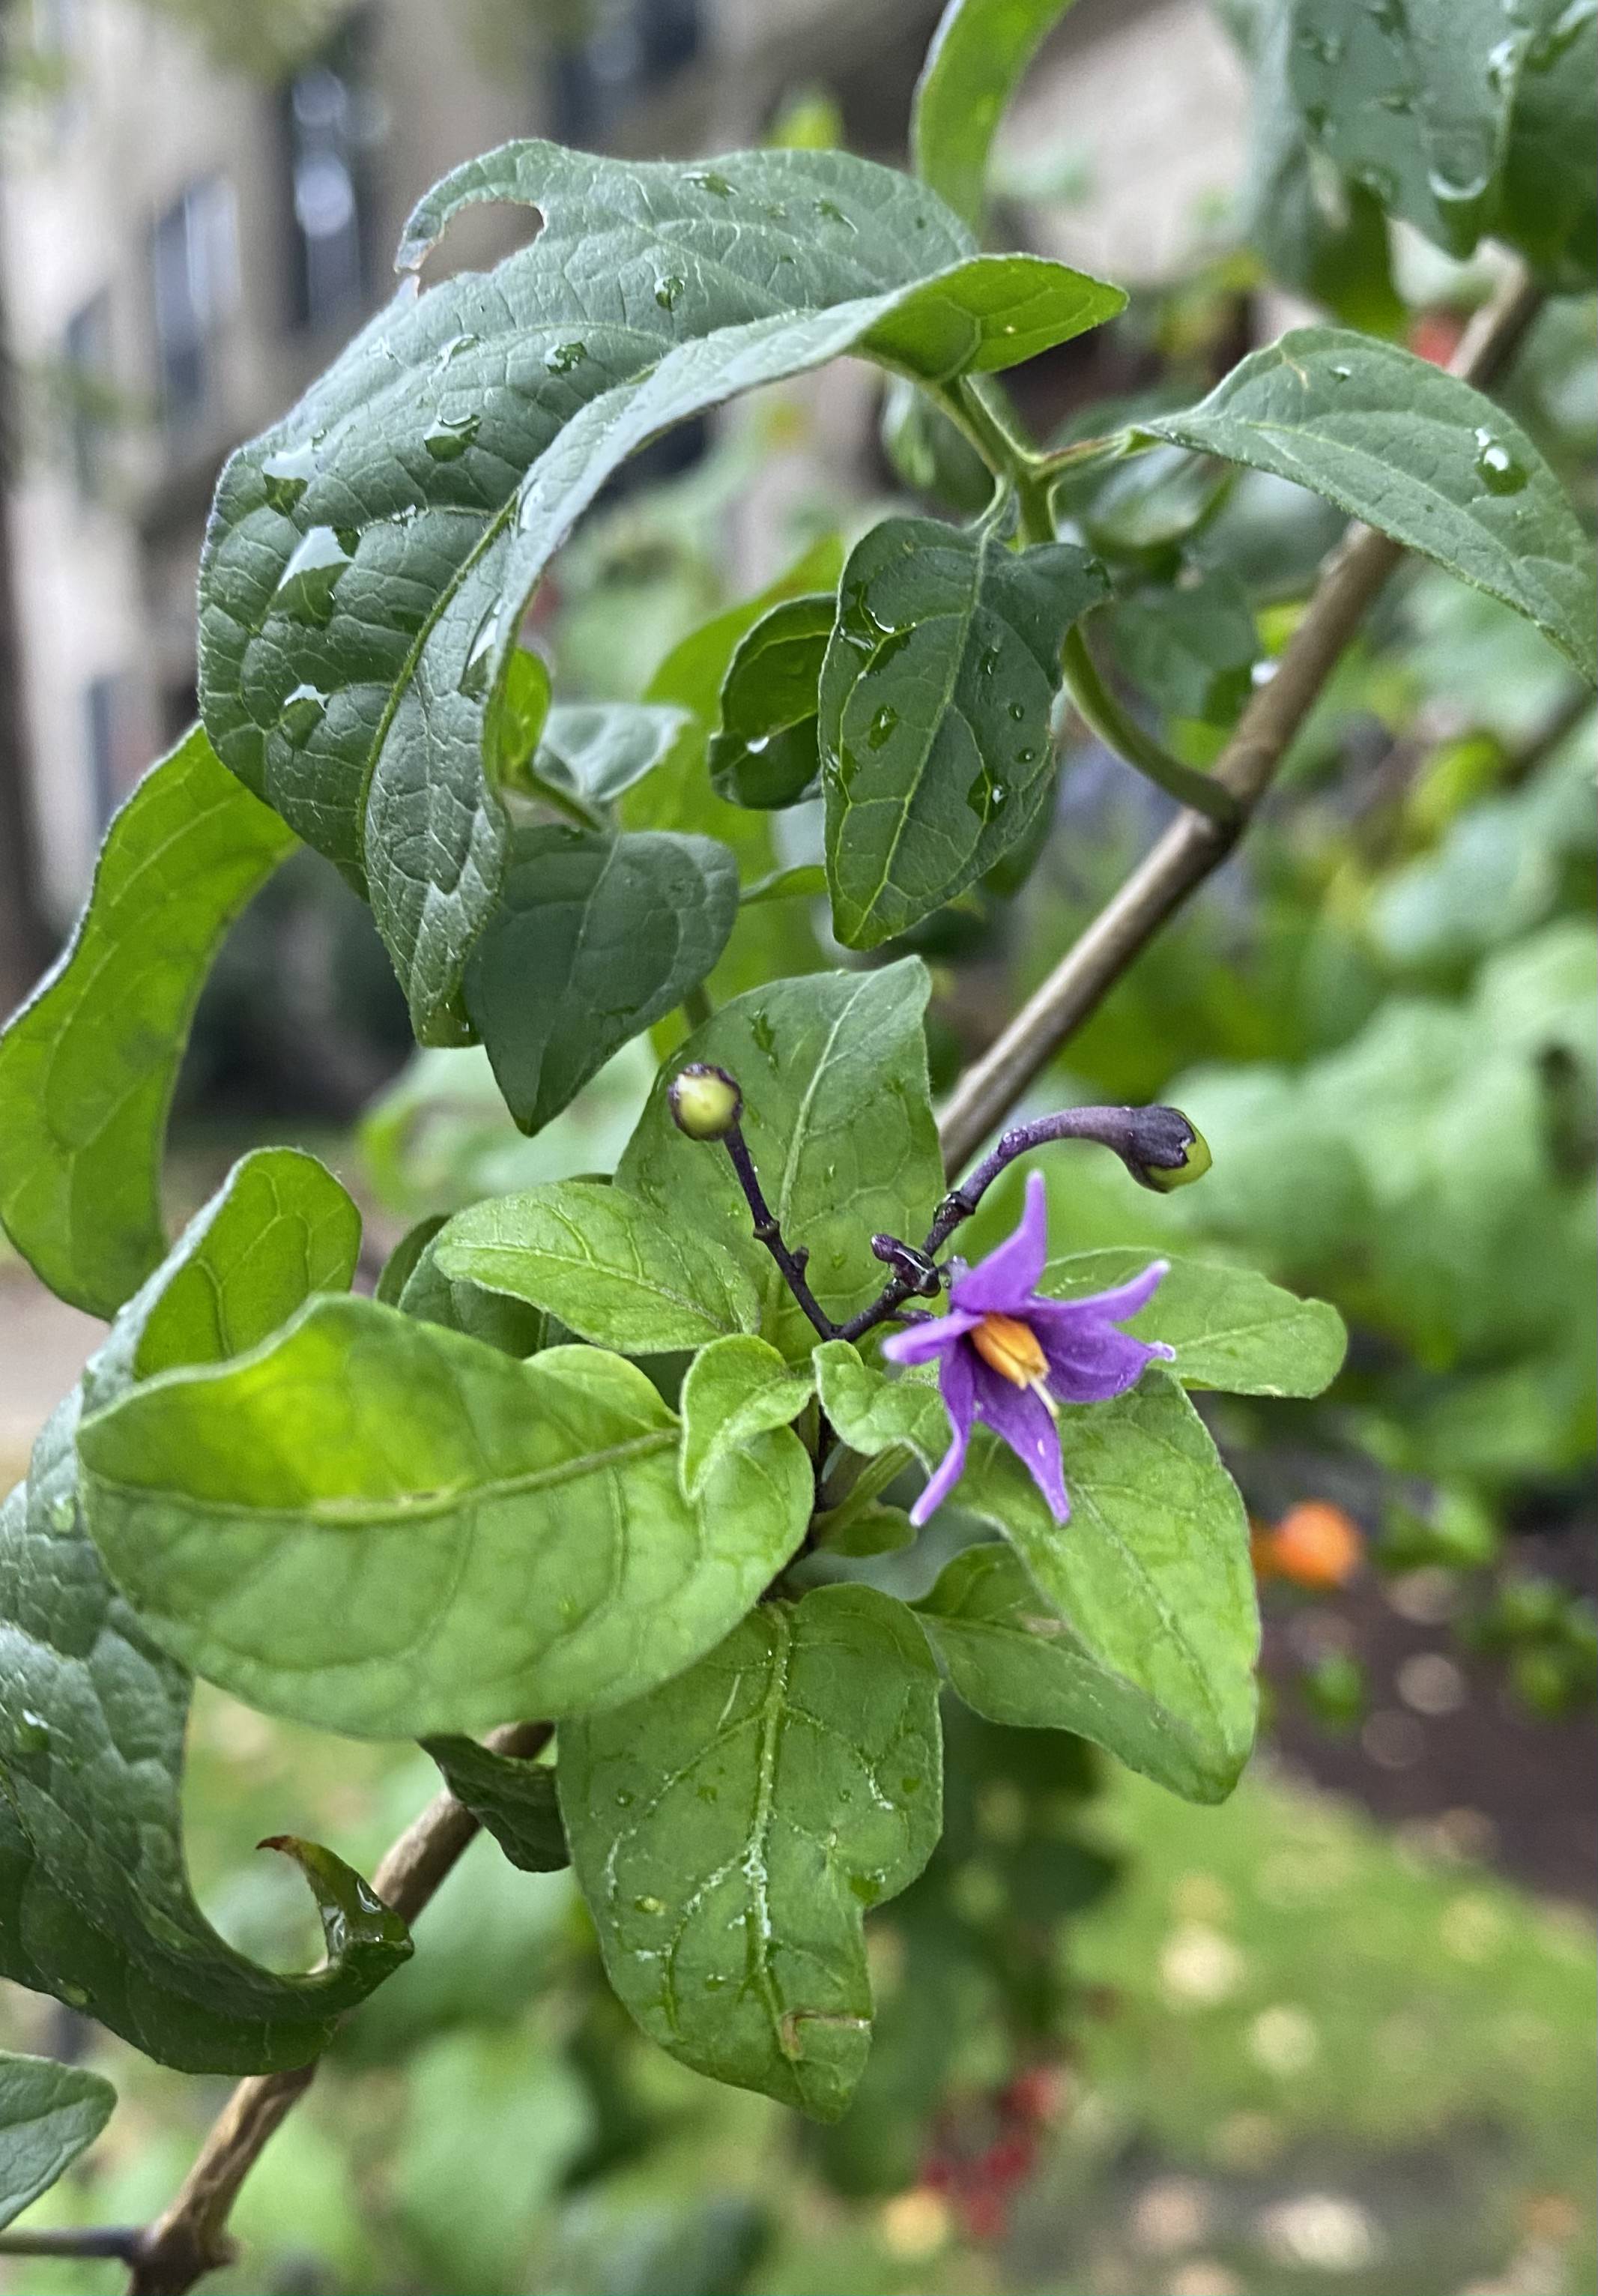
[940,377,1057,543]
[1060,624,1241,827]
[811,1441,913,1546]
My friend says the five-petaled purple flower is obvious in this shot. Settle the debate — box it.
[881,1170,1174,1526]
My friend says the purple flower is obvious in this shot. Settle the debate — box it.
[880,1170,1174,1526]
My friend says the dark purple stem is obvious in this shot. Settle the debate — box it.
[719,1125,838,1341]
[0,2229,145,2262]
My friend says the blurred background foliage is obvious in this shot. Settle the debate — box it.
[1,0,1594,2289]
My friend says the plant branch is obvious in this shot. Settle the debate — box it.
[718,1122,838,1340]
[937,262,1545,1174]
[122,1720,552,2296]
[1061,623,1243,825]
[0,2226,145,2262]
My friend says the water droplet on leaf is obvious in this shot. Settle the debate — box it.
[273,525,354,626]
[261,438,318,515]
[458,605,501,698]
[14,1710,50,1753]
[280,683,329,745]
[688,169,733,198]
[1473,427,1528,493]
[653,273,685,311]
[423,411,480,462]
[867,703,898,751]
[634,1894,666,1915]
[544,339,587,375]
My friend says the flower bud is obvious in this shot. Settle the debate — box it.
[1125,1110,1211,1192]
[668,1062,743,1141]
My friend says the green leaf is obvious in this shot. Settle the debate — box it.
[79,1305,811,1737]
[375,1213,450,1305]
[0,1150,412,2073]
[0,728,295,1317]
[422,1738,569,1872]
[1498,0,1597,289]
[1148,330,1598,683]
[199,144,1122,1039]
[396,1227,548,1358]
[533,701,691,807]
[1286,0,1517,258]
[559,1585,942,2120]
[1041,1251,1347,1396]
[1109,572,1259,727]
[617,964,944,1359]
[679,1335,817,1499]
[820,519,1107,946]
[0,2052,115,2230]
[816,1345,1257,1799]
[461,827,738,1133]
[912,0,1083,230]
[433,1179,762,1352]
[740,862,829,907]
[814,1502,917,1559]
[708,595,835,809]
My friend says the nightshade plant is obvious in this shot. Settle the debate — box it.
[0,0,1594,2281]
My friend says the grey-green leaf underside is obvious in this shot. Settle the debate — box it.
[0,2052,115,2230]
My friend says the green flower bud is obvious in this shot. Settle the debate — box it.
[668,1063,743,1141]
[1143,1120,1221,1194]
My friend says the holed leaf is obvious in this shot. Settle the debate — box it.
[199,142,1122,1038]
[1148,330,1598,683]
[461,826,738,1133]
[0,2052,115,2229]
[0,1149,412,2073]
[820,518,1107,946]
[617,963,945,1360]
[559,1585,942,2121]
[912,0,1083,230]
[1041,1251,1346,1397]
[79,1305,811,1738]
[433,1179,762,1353]
[0,728,294,1317]
[423,1737,569,1873]
[709,594,835,810]
[679,1335,817,1499]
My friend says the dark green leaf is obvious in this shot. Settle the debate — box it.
[912,0,1083,229]
[617,963,944,1359]
[397,1228,548,1358]
[559,1585,942,2119]
[199,144,1121,1038]
[708,595,835,809]
[0,2052,115,2229]
[423,1738,569,1872]
[534,702,691,806]
[461,826,738,1133]
[1110,573,1259,727]
[0,728,294,1316]
[79,1305,811,1737]
[880,379,994,513]
[375,1214,450,1306]
[1287,0,1516,257]
[1148,330,1598,683]
[1499,0,1598,288]
[0,1150,411,2073]
[1041,1250,1347,1395]
[678,1335,817,1499]
[820,519,1107,946]
[433,1179,762,1353]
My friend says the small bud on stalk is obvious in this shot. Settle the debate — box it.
[1126,1111,1211,1192]
[668,1063,743,1141]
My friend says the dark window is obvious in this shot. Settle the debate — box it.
[151,177,237,425]
[84,672,133,831]
[552,0,700,147]
[282,22,379,333]
[63,288,112,497]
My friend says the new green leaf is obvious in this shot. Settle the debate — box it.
[0,2052,115,2230]
[618,964,944,1359]
[434,1179,762,1352]
[534,701,691,806]
[709,594,835,809]
[820,518,1107,946]
[1148,330,1598,683]
[199,142,1121,1037]
[79,1306,811,1737]
[679,1335,817,1499]
[913,0,1083,230]
[423,1738,569,1872]
[560,1585,942,2120]
[461,827,738,1132]
[0,728,294,1316]
[0,1150,412,2073]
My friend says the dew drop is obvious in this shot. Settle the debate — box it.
[434,331,482,367]
[423,411,481,462]
[1006,701,1025,722]
[1014,746,1036,766]
[273,525,354,626]
[13,1710,50,1754]
[260,438,319,516]
[280,682,329,745]
[634,1894,666,1916]
[653,273,685,311]
[545,338,588,375]
[614,1787,635,1808]
[703,1972,726,1990]
[849,1873,883,1905]
[458,605,502,698]
[1473,426,1528,493]
[688,169,733,198]
[867,703,898,751]
[1330,362,1352,380]
[58,1983,90,2010]
[815,197,856,232]
[966,768,1010,822]
[46,1493,76,1530]
[978,645,1000,676]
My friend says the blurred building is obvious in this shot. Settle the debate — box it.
[0,0,1246,923]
